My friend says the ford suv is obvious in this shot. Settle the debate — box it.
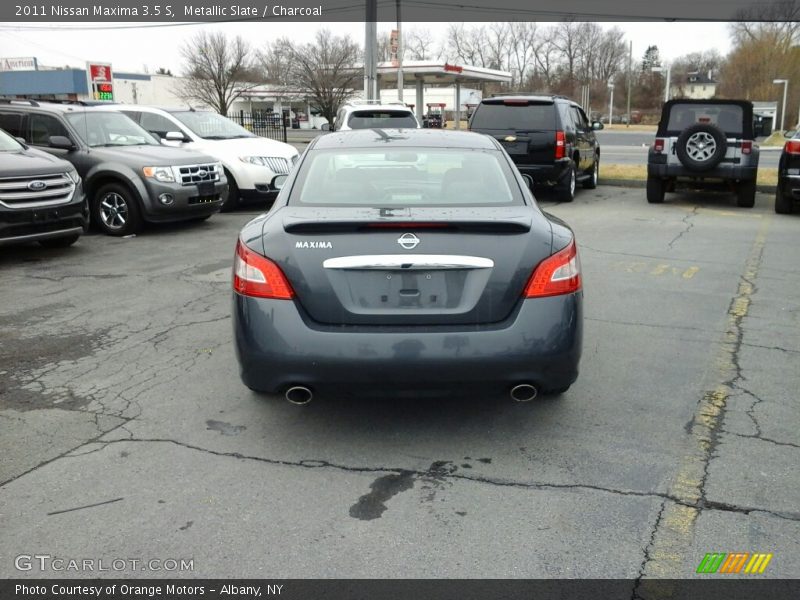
[0,126,88,248]
[113,106,298,211]
[469,95,602,202]
[0,100,227,236]
[646,99,759,207]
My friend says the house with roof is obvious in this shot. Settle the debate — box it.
[670,71,718,100]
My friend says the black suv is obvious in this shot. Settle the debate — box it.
[0,100,227,236]
[0,127,88,247]
[647,99,759,207]
[469,95,602,202]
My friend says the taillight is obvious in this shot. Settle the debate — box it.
[785,140,800,155]
[741,140,752,155]
[523,239,582,298]
[653,138,665,153]
[555,130,566,159]
[233,239,294,299]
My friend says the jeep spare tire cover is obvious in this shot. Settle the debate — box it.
[675,123,727,172]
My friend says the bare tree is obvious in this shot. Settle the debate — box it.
[508,22,538,89]
[404,28,441,61]
[176,32,260,116]
[263,30,362,125]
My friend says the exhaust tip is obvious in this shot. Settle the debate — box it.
[510,384,538,402]
[285,386,313,405]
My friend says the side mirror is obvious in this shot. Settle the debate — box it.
[591,121,604,130]
[165,131,186,142]
[271,173,289,191]
[49,135,75,150]
[14,137,27,146]
[320,123,330,132]
[784,129,797,139]
[521,173,534,191]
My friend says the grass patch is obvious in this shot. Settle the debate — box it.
[601,164,778,186]
[761,131,790,147]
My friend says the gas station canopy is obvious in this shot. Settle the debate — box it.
[375,60,512,128]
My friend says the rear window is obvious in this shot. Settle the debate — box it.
[470,101,556,130]
[347,110,417,129]
[288,148,523,207]
[666,103,744,136]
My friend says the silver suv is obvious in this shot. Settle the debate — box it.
[647,99,759,207]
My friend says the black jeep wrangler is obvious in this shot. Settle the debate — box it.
[647,99,759,207]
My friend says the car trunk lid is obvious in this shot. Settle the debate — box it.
[262,206,553,326]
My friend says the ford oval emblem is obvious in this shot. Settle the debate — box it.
[197,169,208,178]
[397,233,420,250]
[28,180,48,191]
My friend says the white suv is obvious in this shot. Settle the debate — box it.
[109,106,299,210]
[331,102,420,131]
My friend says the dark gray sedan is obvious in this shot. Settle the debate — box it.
[232,129,583,403]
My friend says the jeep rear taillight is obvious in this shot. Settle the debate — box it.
[555,130,566,159]
[653,138,665,153]
[785,140,800,155]
[741,140,753,155]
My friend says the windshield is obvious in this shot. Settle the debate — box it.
[666,103,744,135]
[289,148,523,207]
[0,128,23,151]
[66,112,158,147]
[347,110,418,129]
[171,111,255,139]
[470,101,556,130]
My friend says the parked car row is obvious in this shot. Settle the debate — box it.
[0,99,299,246]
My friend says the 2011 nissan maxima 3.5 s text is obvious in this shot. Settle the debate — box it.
[232,129,583,403]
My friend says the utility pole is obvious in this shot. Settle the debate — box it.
[396,0,403,102]
[626,40,632,128]
[364,0,377,101]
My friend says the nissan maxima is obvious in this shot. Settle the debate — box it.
[232,129,583,403]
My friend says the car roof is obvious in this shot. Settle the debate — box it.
[311,128,497,150]
[0,100,92,114]
[344,104,413,111]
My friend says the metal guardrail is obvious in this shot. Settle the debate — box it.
[231,111,288,143]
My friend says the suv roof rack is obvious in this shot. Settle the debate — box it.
[490,93,569,99]
[344,100,408,107]
[0,98,40,107]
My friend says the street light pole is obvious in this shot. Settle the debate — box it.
[774,78,789,131]
[396,0,403,102]
[608,82,614,125]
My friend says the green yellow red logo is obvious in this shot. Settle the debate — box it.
[696,552,773,574]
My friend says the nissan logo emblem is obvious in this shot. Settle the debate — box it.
[27,180,47,191]
[397,233,420,250]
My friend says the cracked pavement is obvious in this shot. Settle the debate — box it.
[1,186,798,581]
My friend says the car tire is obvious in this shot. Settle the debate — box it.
[93,183,142,236]
[221,171,240,212]
[736,180,756,208]
[775,187,794,214]
[676,124,727,172]
[39,234,80,248]
[646,176,666,203]
[583,155,599,189]
[556,161,577,202]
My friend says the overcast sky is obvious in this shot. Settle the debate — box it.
[0,21,733,75]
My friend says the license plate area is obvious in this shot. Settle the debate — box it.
[502,141,528,155]
[332,269,471,312]
[196,181,215,196]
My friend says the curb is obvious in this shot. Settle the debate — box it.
[599,178,776,193]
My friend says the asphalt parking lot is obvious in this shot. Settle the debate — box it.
[1,185,798,581]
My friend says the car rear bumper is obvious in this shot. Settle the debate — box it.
[779,175,800,198]
[233,293,583,395]
[514,159,572,183]
[648,163,758,181]
[0,193,88,247]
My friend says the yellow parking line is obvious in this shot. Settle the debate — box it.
[651,264,671,276]
[682,266,700,279]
